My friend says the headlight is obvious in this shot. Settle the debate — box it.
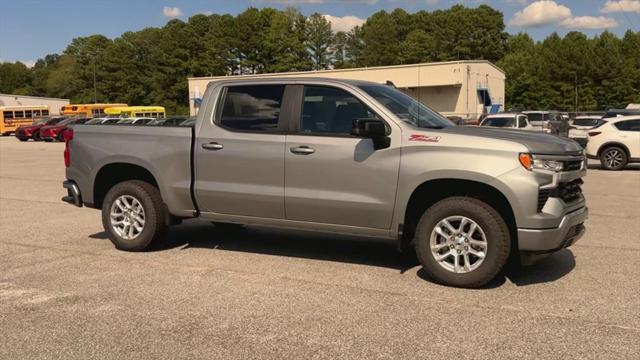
[519,153,564,172]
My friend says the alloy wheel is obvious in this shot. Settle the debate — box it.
[110,195,145,240]
[430,216,488,273]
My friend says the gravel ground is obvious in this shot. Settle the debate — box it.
[1,136,638,359]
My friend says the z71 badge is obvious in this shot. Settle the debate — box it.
[409,134,441,142]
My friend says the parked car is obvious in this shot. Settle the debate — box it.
[586,115,640,170]
[178,117,197,127]
[147,117,188,126]
[602,108,640,119]
[15,117,66,141]
[61,78,587,288]
[522,110,568,136]
[116,117,154,125]
[85,117,122,125]
[568,116,602,147]
[479,113,535,131]
[40,118,90,141]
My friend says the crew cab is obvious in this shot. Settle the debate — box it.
[61,78,588,288]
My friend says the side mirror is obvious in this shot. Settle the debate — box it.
[351,118,390,150]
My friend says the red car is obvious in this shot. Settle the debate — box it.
[40,118,90,142]
[15,117,66,141]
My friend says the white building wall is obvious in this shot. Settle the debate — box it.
[187,60,505,120]
[0,94,70,115]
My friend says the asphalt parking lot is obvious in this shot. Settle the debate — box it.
[0,136,638,359]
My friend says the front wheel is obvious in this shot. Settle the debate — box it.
[102,180,167,251]
[414,197,510,288]
[600,146,627,170]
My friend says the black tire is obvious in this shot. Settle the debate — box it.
[102,180,167,251]
[33,131,41,141]
[18,138,28,142]
[56,132,65,142]
[414,197,510,288]
[599,146,627,170]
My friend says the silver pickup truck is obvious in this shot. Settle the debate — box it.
[62,78,588,288]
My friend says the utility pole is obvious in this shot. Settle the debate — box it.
[93,56,97,103]
[574,73,578,113]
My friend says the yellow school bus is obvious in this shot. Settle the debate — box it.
[0,105,50,135]
[61,103,128,117]
[104,106,166,118]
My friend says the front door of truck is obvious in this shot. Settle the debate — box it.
[195,84,290,219]
[284,85,401,229]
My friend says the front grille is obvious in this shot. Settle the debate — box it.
[537,189,551,212]
[551,179,583,203]
[563,159,584,171]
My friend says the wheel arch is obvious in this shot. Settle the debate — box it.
[93,162,159,209]
[597,142,631,158]
[401,178,517,253]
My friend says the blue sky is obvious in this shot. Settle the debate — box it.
[1,0,639,65]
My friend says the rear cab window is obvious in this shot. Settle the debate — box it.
[218,85,286,132]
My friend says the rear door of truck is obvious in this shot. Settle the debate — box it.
[194,84,292,219]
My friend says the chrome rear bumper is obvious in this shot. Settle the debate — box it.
[62,180,83,207]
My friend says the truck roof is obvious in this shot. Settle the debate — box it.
[205,77,386,88]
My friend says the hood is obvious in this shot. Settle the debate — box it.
[441,126,583,155]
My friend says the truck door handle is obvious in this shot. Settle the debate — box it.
[290,146,315,155]
[202,142,223,151]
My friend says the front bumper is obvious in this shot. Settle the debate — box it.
[62,180,83,207]
[518,206,588,252]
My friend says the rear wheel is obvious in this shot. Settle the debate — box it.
[600,146,627,170]
[18,138,28,142]
[33,131,41,141]
[414,197,510,288]
[102,180,167,251]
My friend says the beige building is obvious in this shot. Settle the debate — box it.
[187,60,505,120]
[0,94,69,115]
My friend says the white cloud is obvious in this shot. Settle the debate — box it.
[21,60,36,68]
[322,14,366,32]
[508,1,571,27]
[601,0,640,13]
[199,11,214,16]
[163,6,183,18]
[561,16,619,29]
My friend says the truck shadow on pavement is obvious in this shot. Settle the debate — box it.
[90,220,576,288]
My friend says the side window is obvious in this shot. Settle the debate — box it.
[518,116,527,128]
[300,86,378,135]
[14,111,25,118]
[220,85,285,132]
[3,111,14,119]
[42,110,49,116]
[25,110,32,117]
[615,120,640,131]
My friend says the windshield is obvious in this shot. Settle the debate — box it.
[359,85,453,129]
[481,117,515,127]
[573,118,599,126]
[57,118,76,125]
[526,113,544,122]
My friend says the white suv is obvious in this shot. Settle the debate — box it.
[586,115,640,170]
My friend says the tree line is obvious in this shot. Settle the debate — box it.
[1,5,638,115]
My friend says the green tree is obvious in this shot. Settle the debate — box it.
[306,13,333,70]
